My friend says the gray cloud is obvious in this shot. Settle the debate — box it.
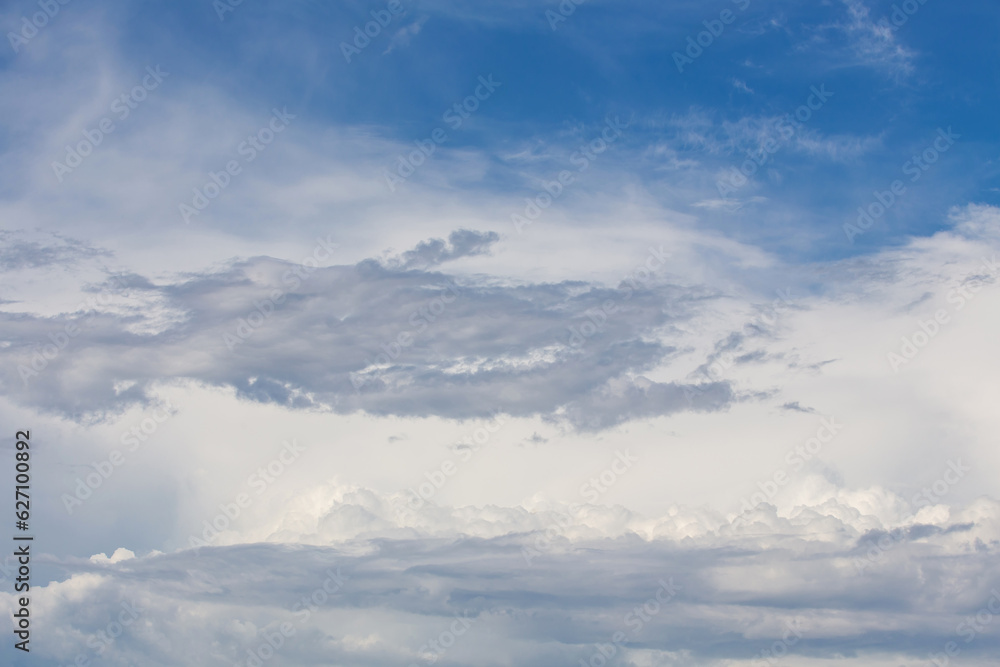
[0,230,112,272]
[0,236,736,429]
[15,494,1000,667]
[384,229,501,271]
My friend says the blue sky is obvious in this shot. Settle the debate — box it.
[3,0,997,255]
[65,0,1000,255]
[2,0,1000,665]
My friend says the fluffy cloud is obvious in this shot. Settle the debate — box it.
[8,488,999,667]
[2,2,997,664]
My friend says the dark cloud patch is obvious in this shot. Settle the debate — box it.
[0,244,735,429]
[0,230,111,271]
[560,376,734,431]
[385,229,500,271]
[30,510,1000,667]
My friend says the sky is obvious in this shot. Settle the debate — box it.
[1,0,1000,665]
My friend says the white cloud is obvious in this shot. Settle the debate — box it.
[1,6,996,665]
